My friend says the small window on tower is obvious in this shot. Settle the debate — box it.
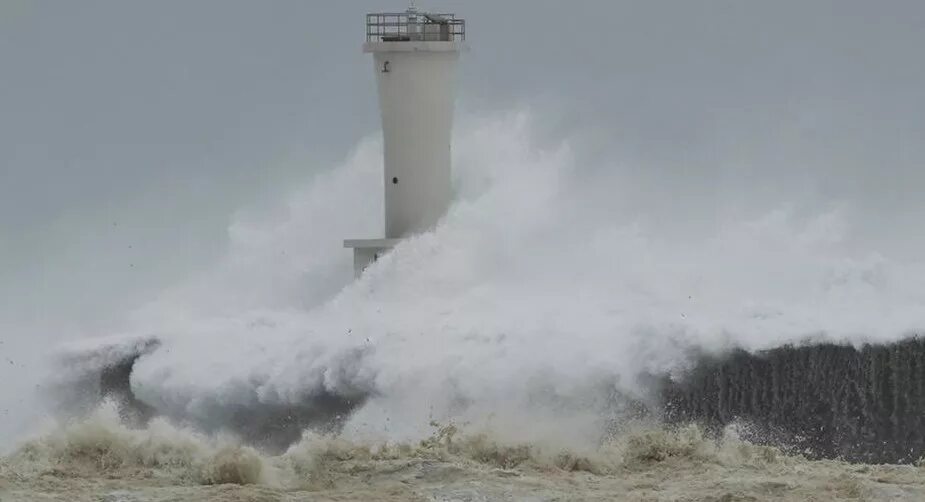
[392,177,398,184]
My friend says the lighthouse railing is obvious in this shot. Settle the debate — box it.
[366,12,465,42]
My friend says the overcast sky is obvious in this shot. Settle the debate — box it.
[2,0,925,332]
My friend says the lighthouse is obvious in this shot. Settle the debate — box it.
[344,5,466,276]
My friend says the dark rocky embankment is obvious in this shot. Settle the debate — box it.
[661,337,925,463]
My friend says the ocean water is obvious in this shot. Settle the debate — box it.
[4,403,925,501]
[4,111,925,500]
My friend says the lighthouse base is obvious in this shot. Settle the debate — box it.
[344,238,400,277]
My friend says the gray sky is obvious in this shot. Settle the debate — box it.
[2,0,925,330]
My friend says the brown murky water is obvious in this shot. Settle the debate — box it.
[2,413,924,501]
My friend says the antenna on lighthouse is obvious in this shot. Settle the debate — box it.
[345,7,467,276]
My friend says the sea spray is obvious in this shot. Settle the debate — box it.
[22,112,925,501]
[43,111,925,457]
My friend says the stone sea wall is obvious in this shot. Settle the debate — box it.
[661,337,925,463]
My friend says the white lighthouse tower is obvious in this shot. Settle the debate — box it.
[344,5,466,276]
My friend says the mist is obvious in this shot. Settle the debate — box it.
[3,0,925,449]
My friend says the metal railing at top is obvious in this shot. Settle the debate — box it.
[366,12,465,42]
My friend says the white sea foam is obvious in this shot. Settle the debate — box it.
[46,110,925,448]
